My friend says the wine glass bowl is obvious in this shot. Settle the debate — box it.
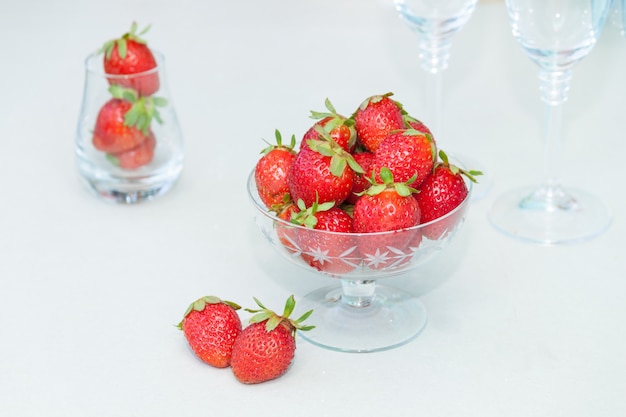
[614,0,626,37]
[247,166,473,352]
[489,0,612,244]
[394,0,478,73]
[508,2,605,72]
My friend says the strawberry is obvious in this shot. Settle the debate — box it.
[345,151,374,204]
[254,130,297,208]
[92,99,148,154]
[303,98,357,152]
[106,131,156,169]
[288,139,363,207]
[177,296,242,368]
[230,295,314,384]
[404,114,433,137]
[370,128,437,188]
[353,167,421,269]
[292,199,357,275]
[92,85,166,154]
[392,227,425,269]
[274,200,300,254]
[415,150,481,239]
[352,92,405,152]
[101,22,159,96]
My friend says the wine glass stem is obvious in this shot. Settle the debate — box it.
[541,68,571,185]
[431,69,444,143]
[419,37,450,143]
[520,69,578,211]
[419,37,451,74]
[543,97,562,189]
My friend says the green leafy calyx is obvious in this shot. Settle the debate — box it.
[108,85,167,134]
[245,295,314,336]
[362,167,418,197]
[438,150,483,183]
[309,98,357,150]
[101,22,152,60]
[176,296,241,330]
[292,197,335,229]
[259,129,296,155]
[307,126,363,177]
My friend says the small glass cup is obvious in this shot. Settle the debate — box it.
[75,51,183,204]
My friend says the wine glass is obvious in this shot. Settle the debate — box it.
[247,162,473,353]
[613,0,626,37]
[622,0,626,38]
[394,0,491,199]
[489,0,612,244]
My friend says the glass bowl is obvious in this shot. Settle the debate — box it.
[246,163,472,352]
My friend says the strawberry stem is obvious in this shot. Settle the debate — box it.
[438,150,483,183]
[260,129,296,155]
[107,85,167,134]
[244,295,314,335]
[362,167,418,197]
[176,296,241,330]
[100,22,152,59]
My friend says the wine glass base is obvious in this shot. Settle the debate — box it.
[489,186,611,244]
[297,284,427,353]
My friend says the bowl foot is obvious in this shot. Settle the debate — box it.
[297,284,427,353]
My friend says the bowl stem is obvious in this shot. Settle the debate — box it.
[340,279,376,307]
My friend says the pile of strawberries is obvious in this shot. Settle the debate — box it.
[254,93,481,274]
[91,23,166,170]
[178,295,313,384]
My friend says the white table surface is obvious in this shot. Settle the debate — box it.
[1,1,625,416]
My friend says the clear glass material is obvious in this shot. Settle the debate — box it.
[394,0,491,200]
[75,51,183,204]
[489,0,612,244]
[611,0,626,37]
[394,0,478,74]
[622,0,626,37]
[247,165,473,352]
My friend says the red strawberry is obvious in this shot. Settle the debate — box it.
[92,98,148,153]
[393,227,425,268]
[106,131,156,169]
[370,128,437,188]
[345,151,374,204]
[254,130,297,208]
[302,98,357,152]
[178,296,242,368]
[353,167,421,269]
[404,114,433,137]
[415,150,480,239]
[274,201,300,253]
[92,85,166,154]
[230,295,314,384]
[101,22,159,96]
[292,199,357,275]
[352,92,405,152]
[288,139,363,207]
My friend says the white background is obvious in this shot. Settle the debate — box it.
[1,1,625,416]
